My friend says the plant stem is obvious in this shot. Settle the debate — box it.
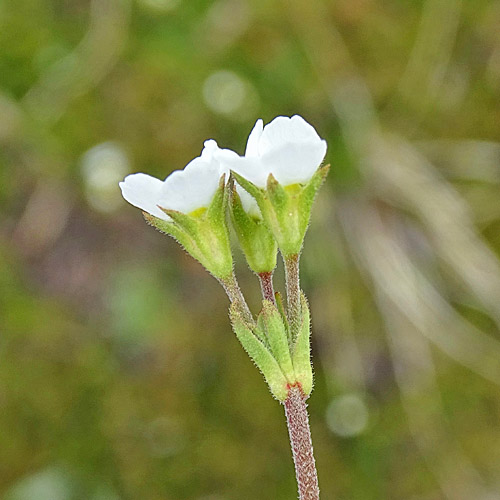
[284,253,301,339]
[284,387,320,500]
[284,256,320,497]
[219,273,253,323]
[258,271,276,304]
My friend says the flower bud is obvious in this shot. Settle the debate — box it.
[229,182,277,274]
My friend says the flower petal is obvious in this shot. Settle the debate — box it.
[120,115,326,221]
[226,115,326,188]
[237,185,261,217]
[258,115,323,158]
[245,119,263,157]
[119,173,169,220]
[160,156,222,214]
[210,140,241,180]
[260,137,327,185]
[201,139,219,161]
[223,155,270,188]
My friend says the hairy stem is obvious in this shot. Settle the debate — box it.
[284,387,320,500]
[258,271,276,304]
[284,253,301,339]
[219,273,253,323]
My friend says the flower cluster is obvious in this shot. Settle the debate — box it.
[120,115,328,401]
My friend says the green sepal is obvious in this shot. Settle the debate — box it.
[144,175,233,279]
[291,293,313,397]
[229,184,277,274]
[266,174,287,212]
[297,164,330,240]
[271,177,302,257]
[258,300,295,383]
[230,170,265,203]
[231,165,330,258]
[229,303,289,401]
[143,213,199,259]
[159,208,201,236]
[206,174,227,224]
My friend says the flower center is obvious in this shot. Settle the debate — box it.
[189,206,207,218]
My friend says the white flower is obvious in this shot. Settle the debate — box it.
[119,140,225,221]
[218,115,327,189]
[120,115,327,221]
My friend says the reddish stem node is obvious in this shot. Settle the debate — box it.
[258,271,276,304]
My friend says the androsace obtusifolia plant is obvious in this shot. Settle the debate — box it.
[120,115,329,500]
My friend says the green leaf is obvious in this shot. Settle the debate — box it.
[230,304,289,401]
[259,300,295,383]
[291,293,313,397]
[275,292,291,345]
[255,309,270,347]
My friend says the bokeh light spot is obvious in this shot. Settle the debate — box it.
[202,70,259,120]
[4,467,71,500]
[81,142,130,213]
[326,393,369,437]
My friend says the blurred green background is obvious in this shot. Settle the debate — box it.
[1,0,500,498]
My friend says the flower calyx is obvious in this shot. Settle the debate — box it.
[231,164,330,258]
[229,181,277,274]
[145,174,233,280]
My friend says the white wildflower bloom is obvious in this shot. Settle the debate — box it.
[119,140,224,221]
[120,115,326,221]
[218,115,327,189]
[119,172,167,220]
